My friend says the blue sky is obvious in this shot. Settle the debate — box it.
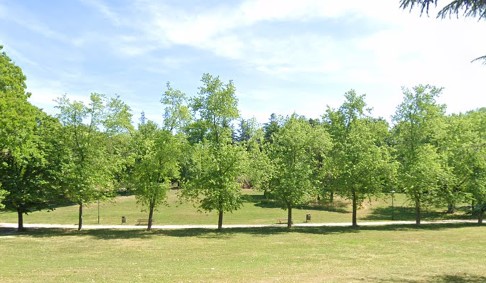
[1,0,485,124]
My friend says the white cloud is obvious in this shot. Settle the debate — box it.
[79,0,122,26]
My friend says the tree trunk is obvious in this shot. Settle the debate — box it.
[330,191,334,204]
[447,203,455,214]
[148,203,154,231]
[78,203,83,231]
[17,208,24,232]
[218,210,223,230]
[415,199,421,225]
[352,190,358,227]
[287,205,292,229]
[479,209,484,225]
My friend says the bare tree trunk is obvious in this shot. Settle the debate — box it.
[218,210,223,230]
[78,203,83,231]
[415,199,421,225]
[352,190,358,227]
[479,209,484,225]
[287,205,292,229]
[17,208,24,232]
[330,191,334,204]
[148,203,154,231]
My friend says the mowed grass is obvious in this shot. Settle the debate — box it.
[0,224,485,282]
[0,190,475,226]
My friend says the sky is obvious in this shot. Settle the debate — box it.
[0,0,485,125]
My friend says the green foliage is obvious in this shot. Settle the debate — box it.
[266,115,332,227]
[182,73,246,229]
[129,120,183,229]
[241,127,273,191]
[161,82,191,132]
[188,73,239,144]
[324,91,397,226]
[184,141,247,213]
[263,113,283,143]
[444,109,486,222]
[0,45,28,97]
[55,93,133,230]
[0,46,64,230]
[393,85,447,224]
[235,117,260,143]
[0,187,6,209]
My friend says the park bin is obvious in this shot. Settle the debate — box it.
[306,214,311,222]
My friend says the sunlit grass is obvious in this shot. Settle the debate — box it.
[0,224,484,282]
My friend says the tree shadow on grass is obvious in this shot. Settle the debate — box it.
[242,194,349,213]
[375,274,486,283]
[1,222,482,240]
[428,274,486,283]
[363,206,475,222]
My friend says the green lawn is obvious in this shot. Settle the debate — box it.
[0,190,475,226]
[0,224,485,282]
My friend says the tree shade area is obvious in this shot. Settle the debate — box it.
[1,45,485,232]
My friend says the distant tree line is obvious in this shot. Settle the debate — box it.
[1,46,485,231]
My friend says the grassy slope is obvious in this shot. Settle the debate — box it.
[0,224,485,282]
[0,190,474,226]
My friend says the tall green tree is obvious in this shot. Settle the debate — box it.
[56,93,132,230]
[129,120,182,230]
[184,140,247,229]
[0,46,63,230]
[182,74,246,230]
[266,115,332,228]
[324,91,396,227]
[0,111,65,231]
[443,109,486,223]
[392,85,447,224]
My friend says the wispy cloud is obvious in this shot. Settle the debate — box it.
[79,0,123,26]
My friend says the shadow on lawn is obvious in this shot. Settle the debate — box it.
[243,194,349,213]
[1,222,482,240]
[363,206,476,222]
[375,274,486,283]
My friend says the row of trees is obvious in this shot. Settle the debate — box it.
[1,46,485,231]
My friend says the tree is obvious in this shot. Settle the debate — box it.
[266,115,332,228]
[443,109,486,223]
[392,85,447,224]
[161,82,191,133]
[56,93,132,230]
[324,91,396,227]
[0,188,7,209]
[182,74,246,230]
[0,46,63,231]
[400,0,486,63]
[129,120,182,230]
[184,140,247,230]
[0,111,65,231]
[263,113,283,143]
[235,117,259,143]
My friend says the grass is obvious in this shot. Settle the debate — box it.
[0,190,475,226]
[0,224,485,282]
